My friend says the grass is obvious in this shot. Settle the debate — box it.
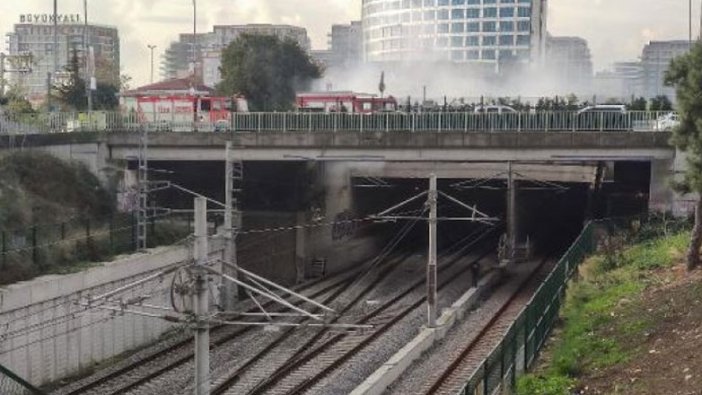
[515,229,690,395]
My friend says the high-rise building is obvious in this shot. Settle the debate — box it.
[161,33,216,80]
[362,0,548,67]
[5,13,120,102]
[161,24,311,83]
[545,36,592,92]
[312,21,363,69]
[640,40,689,99]
[329,21,363,67]
[212,24,310,51]
[594,62,644,100]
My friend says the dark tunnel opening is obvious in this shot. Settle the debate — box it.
[134,160,653,271]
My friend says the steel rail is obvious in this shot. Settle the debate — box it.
[422,257,552,395]
[282,251,497,395]
[59,265,359,395]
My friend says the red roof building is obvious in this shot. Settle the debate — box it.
[122,77,215,97]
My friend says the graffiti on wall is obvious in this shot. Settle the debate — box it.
[331,210,357,241]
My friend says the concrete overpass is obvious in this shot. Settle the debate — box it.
[0,129,685,216]
[102,130,674,163]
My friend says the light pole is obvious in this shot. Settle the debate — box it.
[84,0,93,112]
[192,0,197,78]
[147,45,157,84]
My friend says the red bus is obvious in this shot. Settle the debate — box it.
[296,92,398,114]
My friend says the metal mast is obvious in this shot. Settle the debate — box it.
[426,174,438,328]
[223,142,244,309]
[137,128,149,250]
[192,197,210,395]
[506,161,516,265]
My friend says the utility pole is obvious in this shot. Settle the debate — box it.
[426,174,438,328]
[147,45,157,84]
[193,197,210,395]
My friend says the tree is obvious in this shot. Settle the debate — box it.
[665,41,702,271]
[92,83,118,110]
[54,47,119,111]
[55,46,88,111]
[217,34,322,111]
[2,85,34,116]
[629,96,648,111]
[650,95,673,112]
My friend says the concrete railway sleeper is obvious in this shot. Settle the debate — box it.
[239,248,496,395]
[53,261,369,395]
[421,257,553,395]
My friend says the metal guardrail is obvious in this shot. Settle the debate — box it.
[0,111,676,134]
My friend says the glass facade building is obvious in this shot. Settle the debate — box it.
[362,0,547,65]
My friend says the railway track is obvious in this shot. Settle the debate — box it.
[214,246,494,395]
[420,257,553,395]
[207,251,412,395]
[53,261,369,395]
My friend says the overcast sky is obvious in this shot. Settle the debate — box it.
[1,0,700,86]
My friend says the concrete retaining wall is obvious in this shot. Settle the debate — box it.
[0,239,224,387]
[305,162,383,277]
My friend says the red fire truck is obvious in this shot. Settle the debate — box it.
[295,92,398,114]
[121,95,248,131]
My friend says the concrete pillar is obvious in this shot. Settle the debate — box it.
[649,159,674,213]
[117,166,139,213]
[670,151,699,217]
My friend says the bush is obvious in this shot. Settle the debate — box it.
[516,374,575,395]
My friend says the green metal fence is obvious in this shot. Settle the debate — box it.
[455,220,601,395]
[0,212,192,286]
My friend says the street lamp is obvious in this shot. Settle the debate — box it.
[84,0,93,112]
[192,0,197,77]
[147,45,157,84]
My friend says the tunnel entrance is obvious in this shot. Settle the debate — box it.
[128,159,653,283]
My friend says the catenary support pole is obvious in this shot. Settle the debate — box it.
[507,161,517,265]
[193,197,210,395]
[427,173,438,328]
[223,142,239,308]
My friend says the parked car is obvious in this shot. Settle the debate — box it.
[576,105,628,130]
[474,105,517,114]
[655,112,680,131]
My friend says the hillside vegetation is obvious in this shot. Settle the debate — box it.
[0,151,112,229]
[517,227,702,395]
[0,151,118,284]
